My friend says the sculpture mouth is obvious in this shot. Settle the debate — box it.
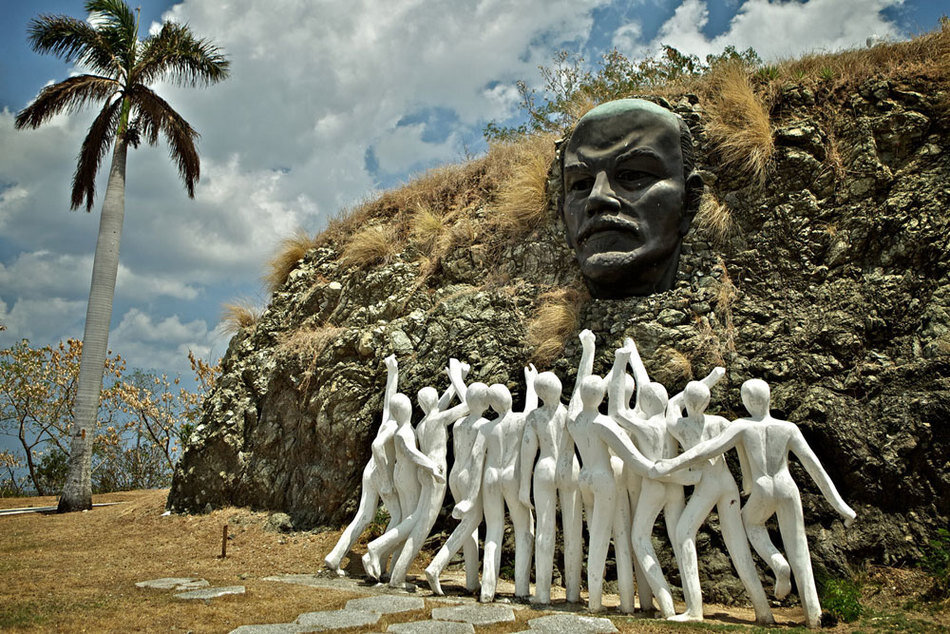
[577,217,640,247]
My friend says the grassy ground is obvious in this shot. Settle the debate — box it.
[0,490,946,633]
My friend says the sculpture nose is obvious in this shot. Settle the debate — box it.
[586,171,620,215]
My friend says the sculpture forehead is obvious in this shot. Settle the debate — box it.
[567,99,682,156]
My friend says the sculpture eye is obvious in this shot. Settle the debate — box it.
[569,177,594,192]
[616,169,652,185]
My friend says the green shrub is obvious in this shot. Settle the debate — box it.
[922,527,950,599]
[821,577,863,622]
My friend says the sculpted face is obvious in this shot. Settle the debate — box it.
[561,99,700,298]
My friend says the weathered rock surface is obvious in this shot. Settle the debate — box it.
[169,78,950,602]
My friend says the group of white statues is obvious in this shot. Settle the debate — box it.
[323,330,856,628]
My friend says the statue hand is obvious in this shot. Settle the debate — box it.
[651,459,672,478]
[579,329,595,347]
[524,363,538,383]
[460,361,471,378]
[452,500,473,519]
[842,506,856,528]
[384,355,398,371]
[431,464,446,484]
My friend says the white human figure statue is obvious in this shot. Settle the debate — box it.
[606,343,691,618]
[362,362,470,585]
[424,376,492,595]
[653,379,857,629]
[519,371,583,605]
[324,355,404,576]
[661,379,775,625]
[564,371,637,613]
[474,369,538,602]
[364,359,472,588]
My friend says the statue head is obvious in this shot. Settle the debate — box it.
[535,371,562,404]
[560,98,702,298]
[740,378,771,418]
[390,393,412,424]
[488,384,512,414]
[579,374,606,409]
[464,382,490,414]
[640,381,669,418]
[683,381,710,417]
[417,386,439,414]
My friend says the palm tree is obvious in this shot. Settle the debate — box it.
[15,0,229,512]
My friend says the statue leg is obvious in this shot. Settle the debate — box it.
[533,473,557,604]
[633,480,675,617]
[718,496,775,626]
[585,472,616,613]
[626,471,652,612]
[669,481,717,621]
[390,479,446,587]
[325,481,379,575]
[777,493,821,629]
[480,479,505,602]
[559,483,583,603]
[611,462,634,613]
[742,491,791,599]
[503,477,534,598]
[425,500,483,595]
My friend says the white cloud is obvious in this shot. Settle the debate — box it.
[0,297,86,344]
[2,0,614,378]
[109,308,220,376]
[614,0,905,62]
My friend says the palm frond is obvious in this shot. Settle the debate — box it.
[129,85,200,197]
[15,74,119,129]
[85,0,138,73]
[136,22,230,87]
[71,98,122,211]
[26,15,120,76]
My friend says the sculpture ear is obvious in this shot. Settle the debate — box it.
[681,171,704,235]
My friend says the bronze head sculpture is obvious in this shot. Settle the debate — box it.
[559,99,703,298]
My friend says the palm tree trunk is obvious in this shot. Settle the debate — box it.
[58,135,128,513]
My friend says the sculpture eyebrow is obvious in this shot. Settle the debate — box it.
[615,147,663,164]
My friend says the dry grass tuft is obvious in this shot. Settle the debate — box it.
[409,203,448,253]
[773,18,950,90]
[278,323,346,394]
[653,346,694,386]
[527,286,588,366]
[220,299,262,335]
[487,133,559,239]
[704,62,774,186]
[266,230,320,293]
[714,258,738,354]
[696,191,734,245]
[278,323,345,360]
[340,224,399,269]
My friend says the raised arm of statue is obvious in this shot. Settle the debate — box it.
[667,366,725,421]
[382,354,399,425]
[519,420,538,508]
[789,427,856,526]
[438,360,470,410]
[607,347,633,420]
[568,329,596,421]
[523,364,539,414]
[448,358,469,402]
[622,336,651,413]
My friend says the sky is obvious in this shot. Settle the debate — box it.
[0,0,946,383]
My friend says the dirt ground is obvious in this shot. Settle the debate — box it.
[0,490,946,633]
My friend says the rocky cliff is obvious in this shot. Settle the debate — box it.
[168,71,949,601]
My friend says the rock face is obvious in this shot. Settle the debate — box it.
[169,78,950,600]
